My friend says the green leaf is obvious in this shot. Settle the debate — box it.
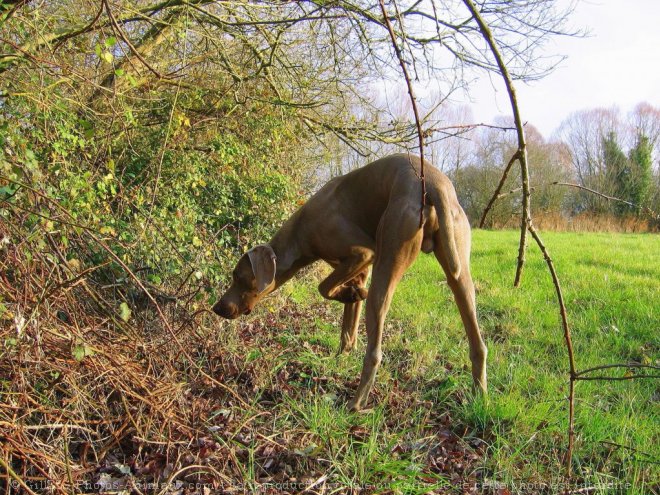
[102,51,114,63]
[0,185,17,201]
[119,302,131,322]
[72,344,94,361]
[72,345,85,362]
[105,36,117,47]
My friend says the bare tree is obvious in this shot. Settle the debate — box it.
[629,102,660,167]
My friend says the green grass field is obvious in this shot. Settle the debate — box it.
[209,230,659,494]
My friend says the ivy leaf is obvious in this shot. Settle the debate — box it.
[119,302,131,322]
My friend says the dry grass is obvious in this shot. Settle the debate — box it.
[492,212,654,233]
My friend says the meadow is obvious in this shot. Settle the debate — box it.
[212,229,659,493]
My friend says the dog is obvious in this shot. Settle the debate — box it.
[213,153,487,411]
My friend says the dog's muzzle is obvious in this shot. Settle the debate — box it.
[212,299,253,318]
[212,300,238,319]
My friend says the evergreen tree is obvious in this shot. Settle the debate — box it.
[602,131,632,215]
[628,133,653,214]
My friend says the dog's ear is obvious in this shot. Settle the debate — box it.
[247,244,277,294]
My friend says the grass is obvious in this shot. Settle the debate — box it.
[416,231,658,492]
[213,229,659,493]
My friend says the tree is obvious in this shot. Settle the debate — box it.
[628,133,653,213]
[629,102,660,153]
[556,108,622,210]
[556,104,660,218]
[602,131,632,215]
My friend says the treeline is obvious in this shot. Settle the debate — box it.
[432,104,660,230]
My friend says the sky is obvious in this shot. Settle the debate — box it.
[466,0,660,139]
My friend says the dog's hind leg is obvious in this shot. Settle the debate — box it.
[434,210,487,394]
[348,203,423,411]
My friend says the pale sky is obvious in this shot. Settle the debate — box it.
[467,0,660,138]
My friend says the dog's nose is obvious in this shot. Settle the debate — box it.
[212,299,238,319]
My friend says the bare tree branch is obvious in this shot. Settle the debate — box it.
[462,0,530,287]
[479,149,521,228]
[552,181,659,220]
[379,0,426,227]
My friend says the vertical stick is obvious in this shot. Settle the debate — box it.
[528,224,577,475]
[462,0,576,476]
[461,0,529,287]
[479,150,520,228]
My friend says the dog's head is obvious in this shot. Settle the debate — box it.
[212,245,277,319]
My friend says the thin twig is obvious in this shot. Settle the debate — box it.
[379,0,426,227]
[103,0,166,80]
[576,363,660,376]
[600,441,660,463]
[526,223,577,474]
[52,1,105,52]
[574,374,660,381]
[482,180,660,223]
[552,182,659,220]
[479,150,520,228]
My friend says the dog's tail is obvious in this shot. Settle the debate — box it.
[427,185,461,280]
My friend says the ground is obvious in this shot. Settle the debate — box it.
[1,230,658,494]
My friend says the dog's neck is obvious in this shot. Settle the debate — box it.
[269,232,309,289]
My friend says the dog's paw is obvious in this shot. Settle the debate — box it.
[347,398,360,412]
[336,286,368,303]
[338,339,356,355]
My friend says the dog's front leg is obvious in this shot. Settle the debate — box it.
[318,249,373,303]
[338,269,369,354]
